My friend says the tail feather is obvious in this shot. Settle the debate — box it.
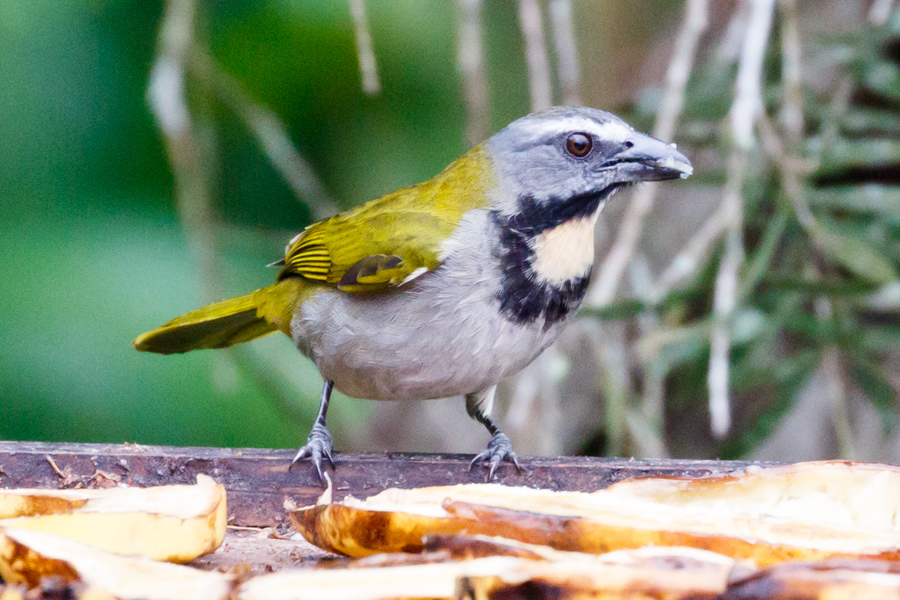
[133,291,277,355]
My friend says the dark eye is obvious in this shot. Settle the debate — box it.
[565,132,592,158]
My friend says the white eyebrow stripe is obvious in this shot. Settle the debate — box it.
[521,116,633,142]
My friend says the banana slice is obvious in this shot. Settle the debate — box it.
[236,544,736,600]
[0,475,226,562]
[291,461,900,565]
[0,528,230,600]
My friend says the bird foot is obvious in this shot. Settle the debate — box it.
[290,422,335,486]
[469,432,523,480]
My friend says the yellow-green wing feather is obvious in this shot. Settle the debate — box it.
[279,145,494,292]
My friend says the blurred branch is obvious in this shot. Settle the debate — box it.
[784,0,852,460]
[591,320,632,456]
[187,50,339,221]
[588,0,708,307]
[628,256,668,457]
[505,347,564,456]
[758,118,815,229]
[456,0,490,147]
[625,409,669,458]
[348,0,381,95]
[780,0,804,143]
[729,0,774,150]
[820,79,852,152]
[717,0,751,62]
[708,0,775,438]
[868,0,896,25]
[548,0,582,106]
[817,302,856,459]
[737,208,788,300]
[518,0,552,111]
[708,152,745,438]
[148,0,221,304]
[649,200,731,303]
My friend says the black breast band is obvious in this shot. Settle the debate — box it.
[492,185,621,328]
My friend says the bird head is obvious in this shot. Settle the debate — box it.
[482,107,692,327]
[485,106,692,217]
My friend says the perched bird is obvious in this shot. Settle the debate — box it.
[134,106,692,481]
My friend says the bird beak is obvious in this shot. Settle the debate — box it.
[614,132,693,182]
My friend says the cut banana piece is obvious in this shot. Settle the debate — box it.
[0,528,230,600]
[292,461,900,565]
[0,475,226,562]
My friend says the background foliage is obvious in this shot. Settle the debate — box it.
[1,0,897,462]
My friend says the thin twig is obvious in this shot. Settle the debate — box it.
[518,0,552,111]
[819,78,852,156]
[717,0,751,63]
[548,0,582,106]
[625,409,669,458]
[348,0,381,95]
[587,0,708,308]
[779,0,804,144]
[708,152,746,438]
[730,0,775,151]
[148,0,221,305]
[784,0,854,458]
[592,320,632,456]
[708,0,776,438]
[817,301,856,459]
[188,50,338,221]
[737,208,788,300]
[456,0,490,147]
[506,347,564,456]
[758,117,815,229]
[45,455,65,479]
[649,200,732,303]
[869,0,897,25]
[628,256,668,456]
[826,347,855,459]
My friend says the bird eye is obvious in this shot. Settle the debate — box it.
[565,132,592,158]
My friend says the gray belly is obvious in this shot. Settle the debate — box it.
[291,265,565,401]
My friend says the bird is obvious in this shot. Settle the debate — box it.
[133,106,692,482]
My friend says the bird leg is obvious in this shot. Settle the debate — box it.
[465,387,523,479]
[290,379,335,485]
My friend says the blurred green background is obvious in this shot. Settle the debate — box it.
[2,0,898,461]
[0,0,661,449]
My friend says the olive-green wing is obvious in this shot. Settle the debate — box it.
[278,146,493,293]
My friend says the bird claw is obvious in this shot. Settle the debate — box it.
[469,432,524,480]
[289,422,334,486]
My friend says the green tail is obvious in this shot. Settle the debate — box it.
[133,290,277,355]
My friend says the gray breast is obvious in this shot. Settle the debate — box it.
[290,210,572,401]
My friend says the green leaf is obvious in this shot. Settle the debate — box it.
[759,276,879,297]
[579,298,647,322]
[859,60,900,102]
[811,138,900,173]
[840,108,900,136]
[809,186,900,225]
[849,356,899,434]
[740,210,789,300]
[810,220,898,285]
[859,324,900,353]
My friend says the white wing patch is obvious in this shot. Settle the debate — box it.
[529,207,602,285]
[401,266,429,285]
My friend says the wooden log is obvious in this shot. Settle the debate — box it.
[0,442,754,527]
